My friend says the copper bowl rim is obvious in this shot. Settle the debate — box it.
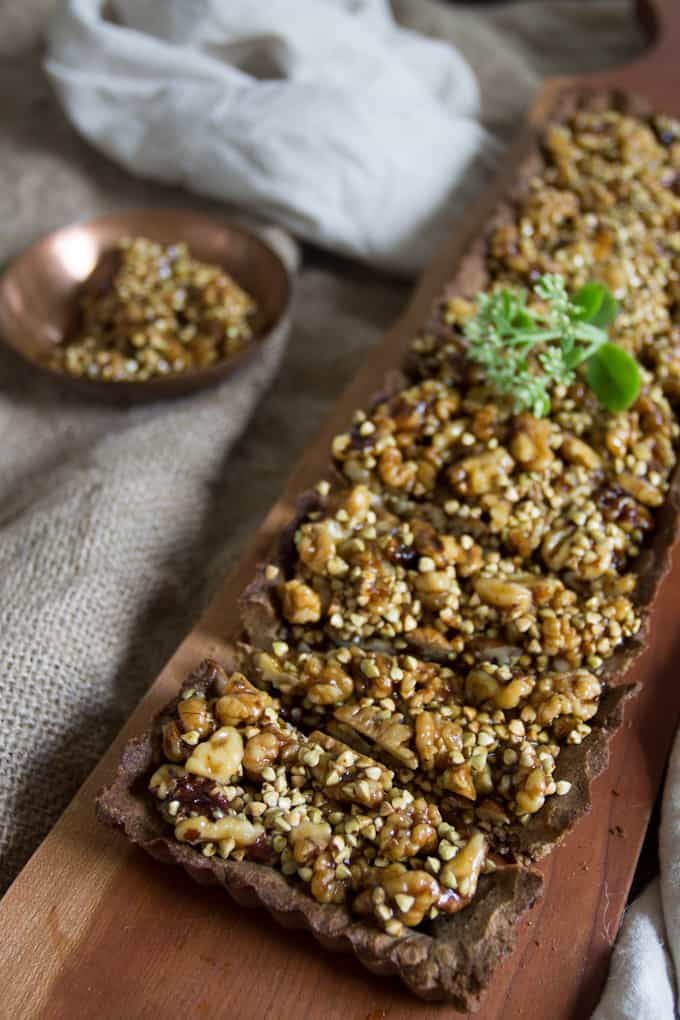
[0,208,295,403]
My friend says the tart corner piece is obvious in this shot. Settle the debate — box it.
[97,658,543,1007]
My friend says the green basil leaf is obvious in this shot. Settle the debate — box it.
[586,343,641,413]
[572,282,605,321]
[573,282,618,328]
[589,288,618,328]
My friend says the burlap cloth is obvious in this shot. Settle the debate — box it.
[0,0,643,892]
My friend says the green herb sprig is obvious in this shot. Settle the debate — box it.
[463,274,640,417]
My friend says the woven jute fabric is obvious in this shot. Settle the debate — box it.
[0,0,641,892]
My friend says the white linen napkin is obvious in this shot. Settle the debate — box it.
[44,0,497,275]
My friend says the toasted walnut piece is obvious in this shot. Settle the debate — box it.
[381,868,441,927]
[482,493,512,532]
[532,669,601,728]
[379,447,417,490]
[440,832,487,898]
[442,762,477,801]
[465,668,533,709]
[453,538,484,577]
[474,577,532,615]
[410,519,454,566]
[162,719,186,762]
[378,720,419,766]
[415,460,438,492]
[560,434,601,469]
[177,695,214,738]
[175,814,263,847]
[653,433,675,470]
[185,726,244,783]
[409,626,454,652]
[506,519,547,560]
[281,579,322,624]
[470,404,501,442]
[516,767,548,815]
[243,730,282,776]
[517,573,561,604]
[215,673,276,726]
[448,447,515,496]
[334,703,418,769]
[310,850,349,904]
[254,651,298,694]
[540,527,575,572]
[465,668,499,705]
[307,662,354,705]
[289,821,332,864]
[636,392,673,436]
[550,523,616,579]
[297,522,336,574]
[414,569,454,597]
[345,484,373,519]
[617,471,664,507]
[378,799,440,860]
[511,415,553,471]
[495,675,534,710]
[414,711,463,771]
[414,712,437,769]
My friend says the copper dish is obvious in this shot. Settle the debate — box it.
[0,209,293,401]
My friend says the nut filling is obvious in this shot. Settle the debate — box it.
[268,483,641,673]
[246,643,594,834]
[150,660,492,935]
[47,236,260,382]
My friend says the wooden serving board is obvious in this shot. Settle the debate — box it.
[4,3,680,1017]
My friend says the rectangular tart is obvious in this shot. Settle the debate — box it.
[100,92,680,1007]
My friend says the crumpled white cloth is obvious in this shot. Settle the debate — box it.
[593,724,680,1020]
[44,0,497,274]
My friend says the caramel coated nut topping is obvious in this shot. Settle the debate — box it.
[150,663,489,934]
[175,815,264,847]
[47,236,259,382]
[148,105,680,946]
[440,833,487,896]
[185,726,244,784]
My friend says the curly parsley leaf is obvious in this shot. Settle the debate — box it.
[463,274,639,416]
